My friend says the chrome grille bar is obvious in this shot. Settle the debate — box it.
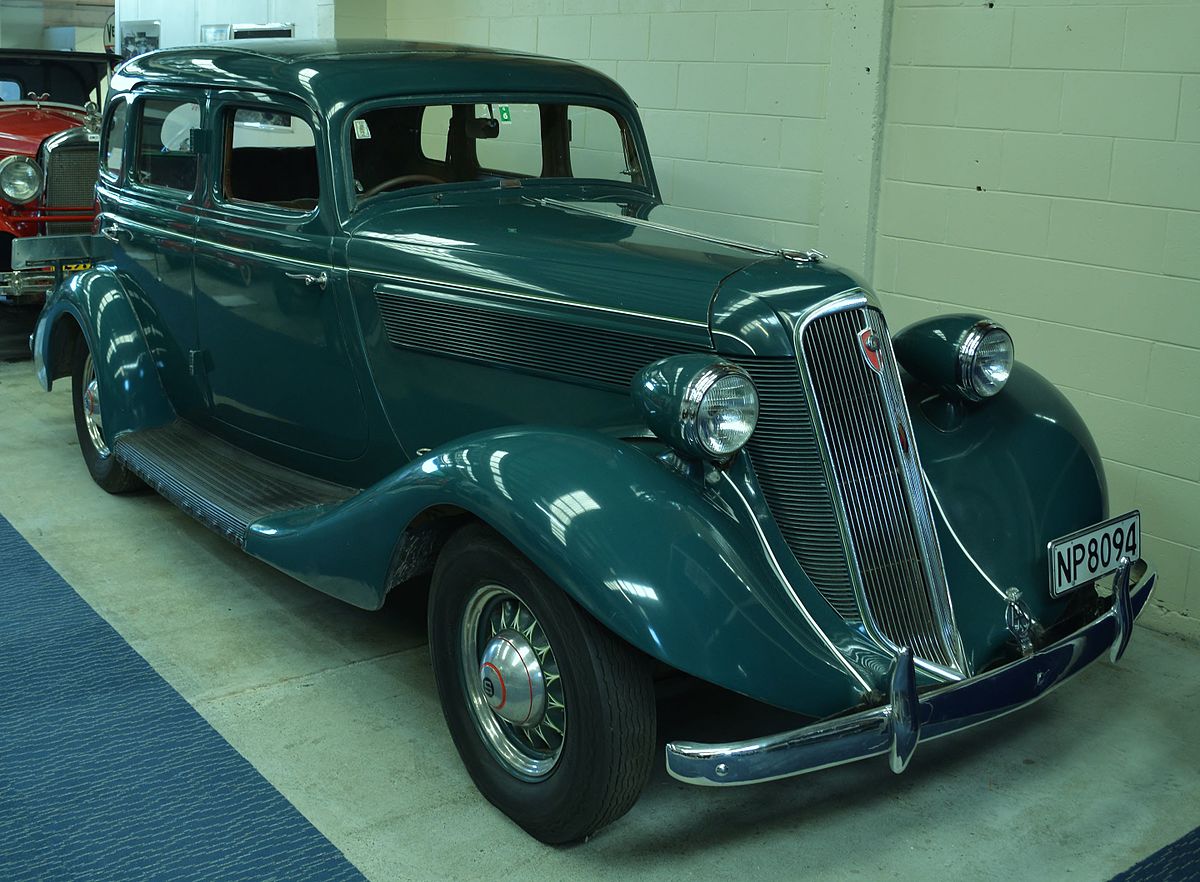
[799,304,964,674]
[733,356,858,618]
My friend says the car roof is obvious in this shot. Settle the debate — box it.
[111,39,633,112]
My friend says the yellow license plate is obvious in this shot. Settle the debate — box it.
[62,261,93,273]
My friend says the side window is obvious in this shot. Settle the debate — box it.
[135,98,201,192]
[223,107,318,211]
[0,79,20,102]
[100,100,128,180]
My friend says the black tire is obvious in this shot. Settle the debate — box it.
[429,524,656,844]
[71,339,141,493]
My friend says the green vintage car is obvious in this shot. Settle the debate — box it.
[29,40,1154,843]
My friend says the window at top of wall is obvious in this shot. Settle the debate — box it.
[221,107,318,212]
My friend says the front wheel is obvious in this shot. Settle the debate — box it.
[71,340,141,493]
[428,524,656,843]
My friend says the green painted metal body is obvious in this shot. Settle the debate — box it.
[34,40,1125,719]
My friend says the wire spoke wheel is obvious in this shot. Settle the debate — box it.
[80,351,108,456]
[430,525,656,843]
[461,584,567,781]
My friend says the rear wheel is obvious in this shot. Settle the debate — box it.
[71,341,141,493]
[428,524,656,843]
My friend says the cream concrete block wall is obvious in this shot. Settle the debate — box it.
[875,1,1200,616]
[384,0,840,253]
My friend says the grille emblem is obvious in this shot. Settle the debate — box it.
[857,328,883,373]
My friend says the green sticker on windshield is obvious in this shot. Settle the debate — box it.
[498,105,511,124]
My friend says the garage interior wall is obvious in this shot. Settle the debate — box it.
[385,0,857,257]
[874,1,1200,617]
[385,0,1199,617]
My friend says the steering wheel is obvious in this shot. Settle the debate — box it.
[362,174,446,197]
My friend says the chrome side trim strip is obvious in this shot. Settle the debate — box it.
[721,471,873,695]
[530,197,780,257]
[360,270,709,330]
[103,215,709,331]
[98,213,333,273]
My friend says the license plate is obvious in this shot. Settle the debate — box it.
[1047,510,1140,597]
[62,261,93,273]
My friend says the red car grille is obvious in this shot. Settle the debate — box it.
[43,144,96,233]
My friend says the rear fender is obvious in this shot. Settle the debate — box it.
[33,267,173,437]
[248,427,885,715]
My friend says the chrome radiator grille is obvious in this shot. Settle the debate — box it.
[733,356,858,618]
[800,305,960,671]
[43,145,97,233]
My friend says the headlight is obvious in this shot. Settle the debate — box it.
[0,155,44,204]
[893,313,1014,403]
[959,322,1013,400]
[632,355,759,460]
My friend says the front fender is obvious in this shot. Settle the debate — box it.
[913,363,1107,672]
[33,267,173,438]
[248,428,883,716]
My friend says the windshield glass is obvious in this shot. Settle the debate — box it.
[348,100,644,203]
[0,55,108,106]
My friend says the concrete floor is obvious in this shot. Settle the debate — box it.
[1,350,1199,881]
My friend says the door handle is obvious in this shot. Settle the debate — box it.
[100,222,129,242]
[285,270,328,291]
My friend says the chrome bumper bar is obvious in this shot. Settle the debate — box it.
[666,561,1156,786]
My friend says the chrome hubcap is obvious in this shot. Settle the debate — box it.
[479,630,546,726]
[462,585,566,781]
[81,353,108,456]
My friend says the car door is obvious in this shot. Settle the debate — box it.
[98,89,205,415]
[191,92,368,461]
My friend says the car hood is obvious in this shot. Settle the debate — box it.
[347,195,866,351]
[0,104,84,156]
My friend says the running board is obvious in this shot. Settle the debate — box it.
[113,421,357,546]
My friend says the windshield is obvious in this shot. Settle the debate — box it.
[0,55,108,107]
[348,100,645,203]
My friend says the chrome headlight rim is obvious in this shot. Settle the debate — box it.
[679,362,759,458]
[0,155,44,204]
[957,320,1013,401]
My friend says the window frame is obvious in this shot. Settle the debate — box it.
[209,90,325,225]
[98,94,131,184]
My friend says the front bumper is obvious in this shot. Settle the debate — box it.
[0,268,58,303]
[666,560,1155,786]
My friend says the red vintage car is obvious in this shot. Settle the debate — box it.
[0,49,111,304]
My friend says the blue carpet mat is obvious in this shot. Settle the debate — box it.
[0,514,366,882]
[1112,827,1200,882]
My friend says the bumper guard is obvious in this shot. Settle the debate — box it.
[666,560,1155,786]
